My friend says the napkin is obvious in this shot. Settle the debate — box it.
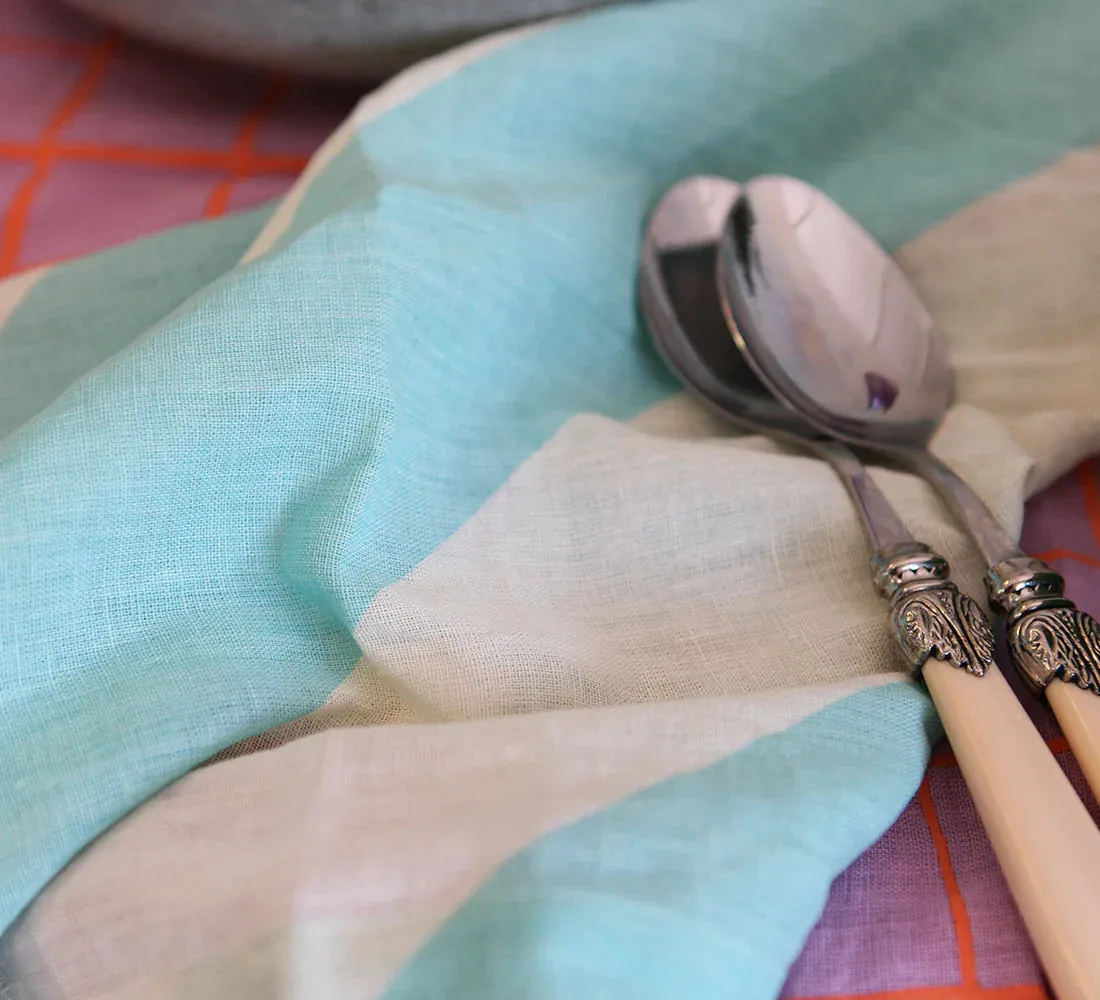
[4,1,1100,997]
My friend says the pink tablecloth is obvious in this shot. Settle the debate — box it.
[3,1,1097,997]
[0,0,355,275]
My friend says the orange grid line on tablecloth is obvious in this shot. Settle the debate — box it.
[0,31,118,275]
[918,775,979,990]
[0,139,309,174]
[788,985,1049,999]
[1033,546,1100,570]
[203,73,290,218]
[0,35,92,57]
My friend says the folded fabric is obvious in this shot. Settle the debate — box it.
[4,1,1100,998]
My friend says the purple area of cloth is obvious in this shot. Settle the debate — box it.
[782,794,961,995]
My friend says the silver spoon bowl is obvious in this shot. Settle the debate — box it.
[716,174,953,446]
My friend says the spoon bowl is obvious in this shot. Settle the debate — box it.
[639,176,810,440]
[716,175,953,448]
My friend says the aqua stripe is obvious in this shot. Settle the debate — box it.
[357,0,1100,254]
[0,205,273,440]
[383,683,937,1000]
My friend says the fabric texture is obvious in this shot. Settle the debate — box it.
[3,1,1100,998]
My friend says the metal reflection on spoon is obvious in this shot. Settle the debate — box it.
[718,175,952,445]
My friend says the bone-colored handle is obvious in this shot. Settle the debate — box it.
[923,658,1100,1000]
[1002,600,1100,807]
[1048,681,1100,807]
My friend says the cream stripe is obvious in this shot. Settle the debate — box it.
[898,145,1100,493]
[0,265,47,332]
[9,675,903,1000]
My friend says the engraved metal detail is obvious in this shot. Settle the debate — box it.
[893,584,995,677]
[1009,607,1100,693]
[987,557,1100,695]
[873,541,995,678]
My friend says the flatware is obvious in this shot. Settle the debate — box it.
[708,173,1100,1000]
[716,173,1100,798]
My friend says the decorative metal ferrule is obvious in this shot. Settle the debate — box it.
[871,542,995,679]
[986,557,1100,694]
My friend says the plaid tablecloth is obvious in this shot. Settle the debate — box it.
[3,1,1098,997]
[0,0,353,274]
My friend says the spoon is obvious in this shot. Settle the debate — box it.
[640,175,1100,1000]
[716,174,1100,805]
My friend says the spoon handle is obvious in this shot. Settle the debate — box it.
[987,556,1100,793]
[876,545,1100,1000]
[922,659,1100,1000]
[1048,682,1100,794]
[803,446,1100,995]
[889,450,1100,805]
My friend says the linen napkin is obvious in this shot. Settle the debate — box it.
[4,1,1100,997]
